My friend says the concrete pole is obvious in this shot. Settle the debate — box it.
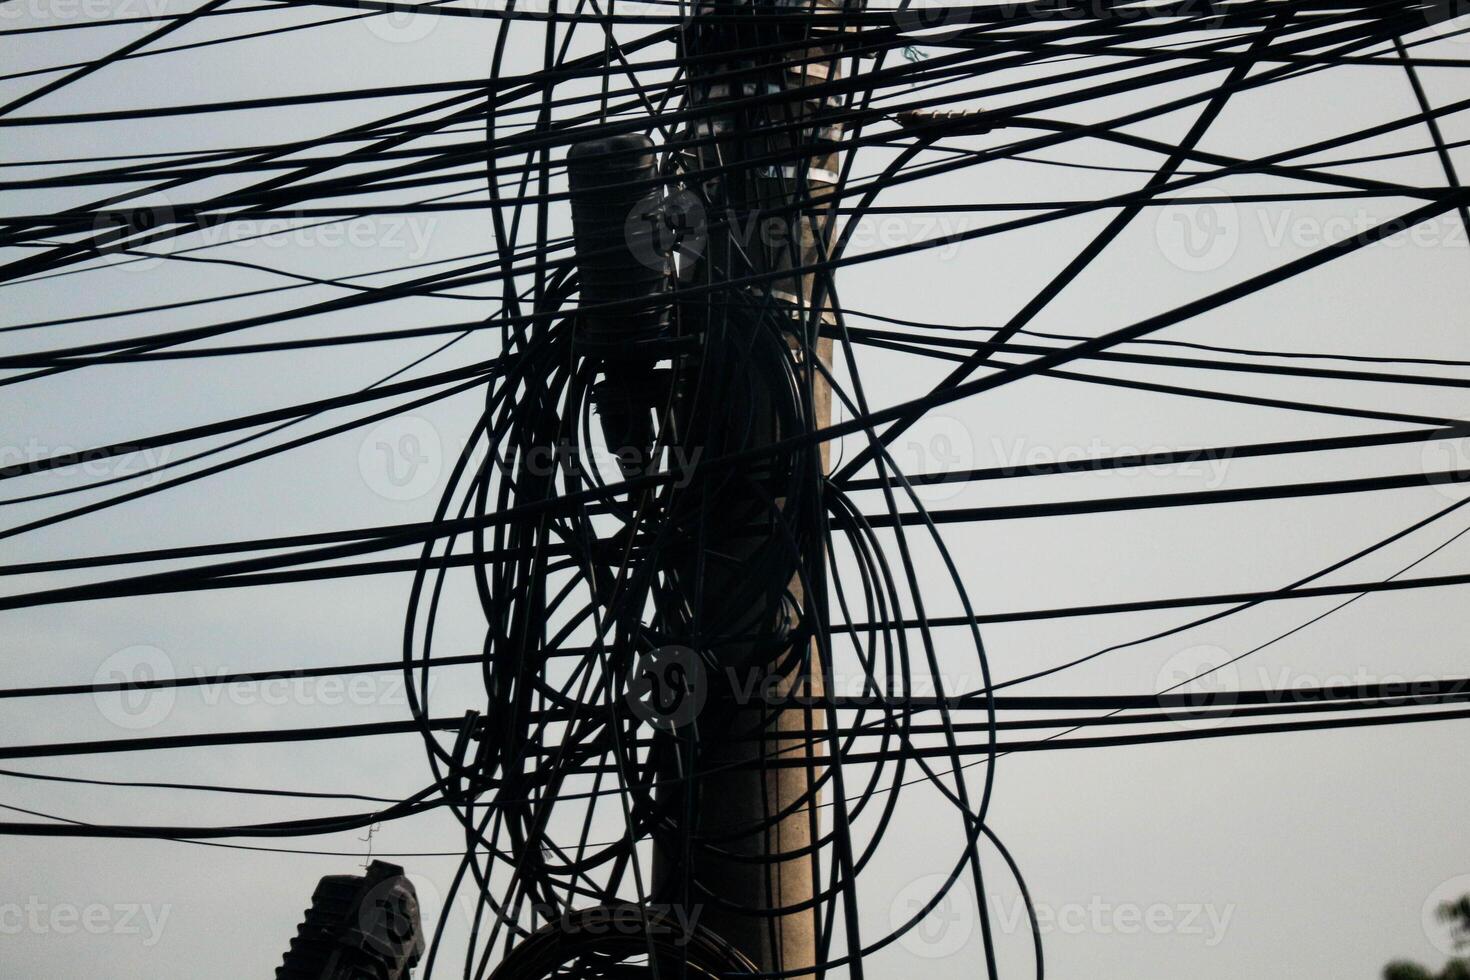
[654,1,849,974]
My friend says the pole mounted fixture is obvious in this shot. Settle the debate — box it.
[276,860,425,980]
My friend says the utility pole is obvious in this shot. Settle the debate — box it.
[653,1,849,974]
[563,2,851,972]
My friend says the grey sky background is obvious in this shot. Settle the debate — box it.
[3,2,1470,977]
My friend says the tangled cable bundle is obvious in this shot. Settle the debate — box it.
[395,5,1027,970]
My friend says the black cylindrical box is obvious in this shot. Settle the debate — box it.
[566,133,672,358]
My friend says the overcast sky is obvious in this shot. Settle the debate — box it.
[4,2,1470,977]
